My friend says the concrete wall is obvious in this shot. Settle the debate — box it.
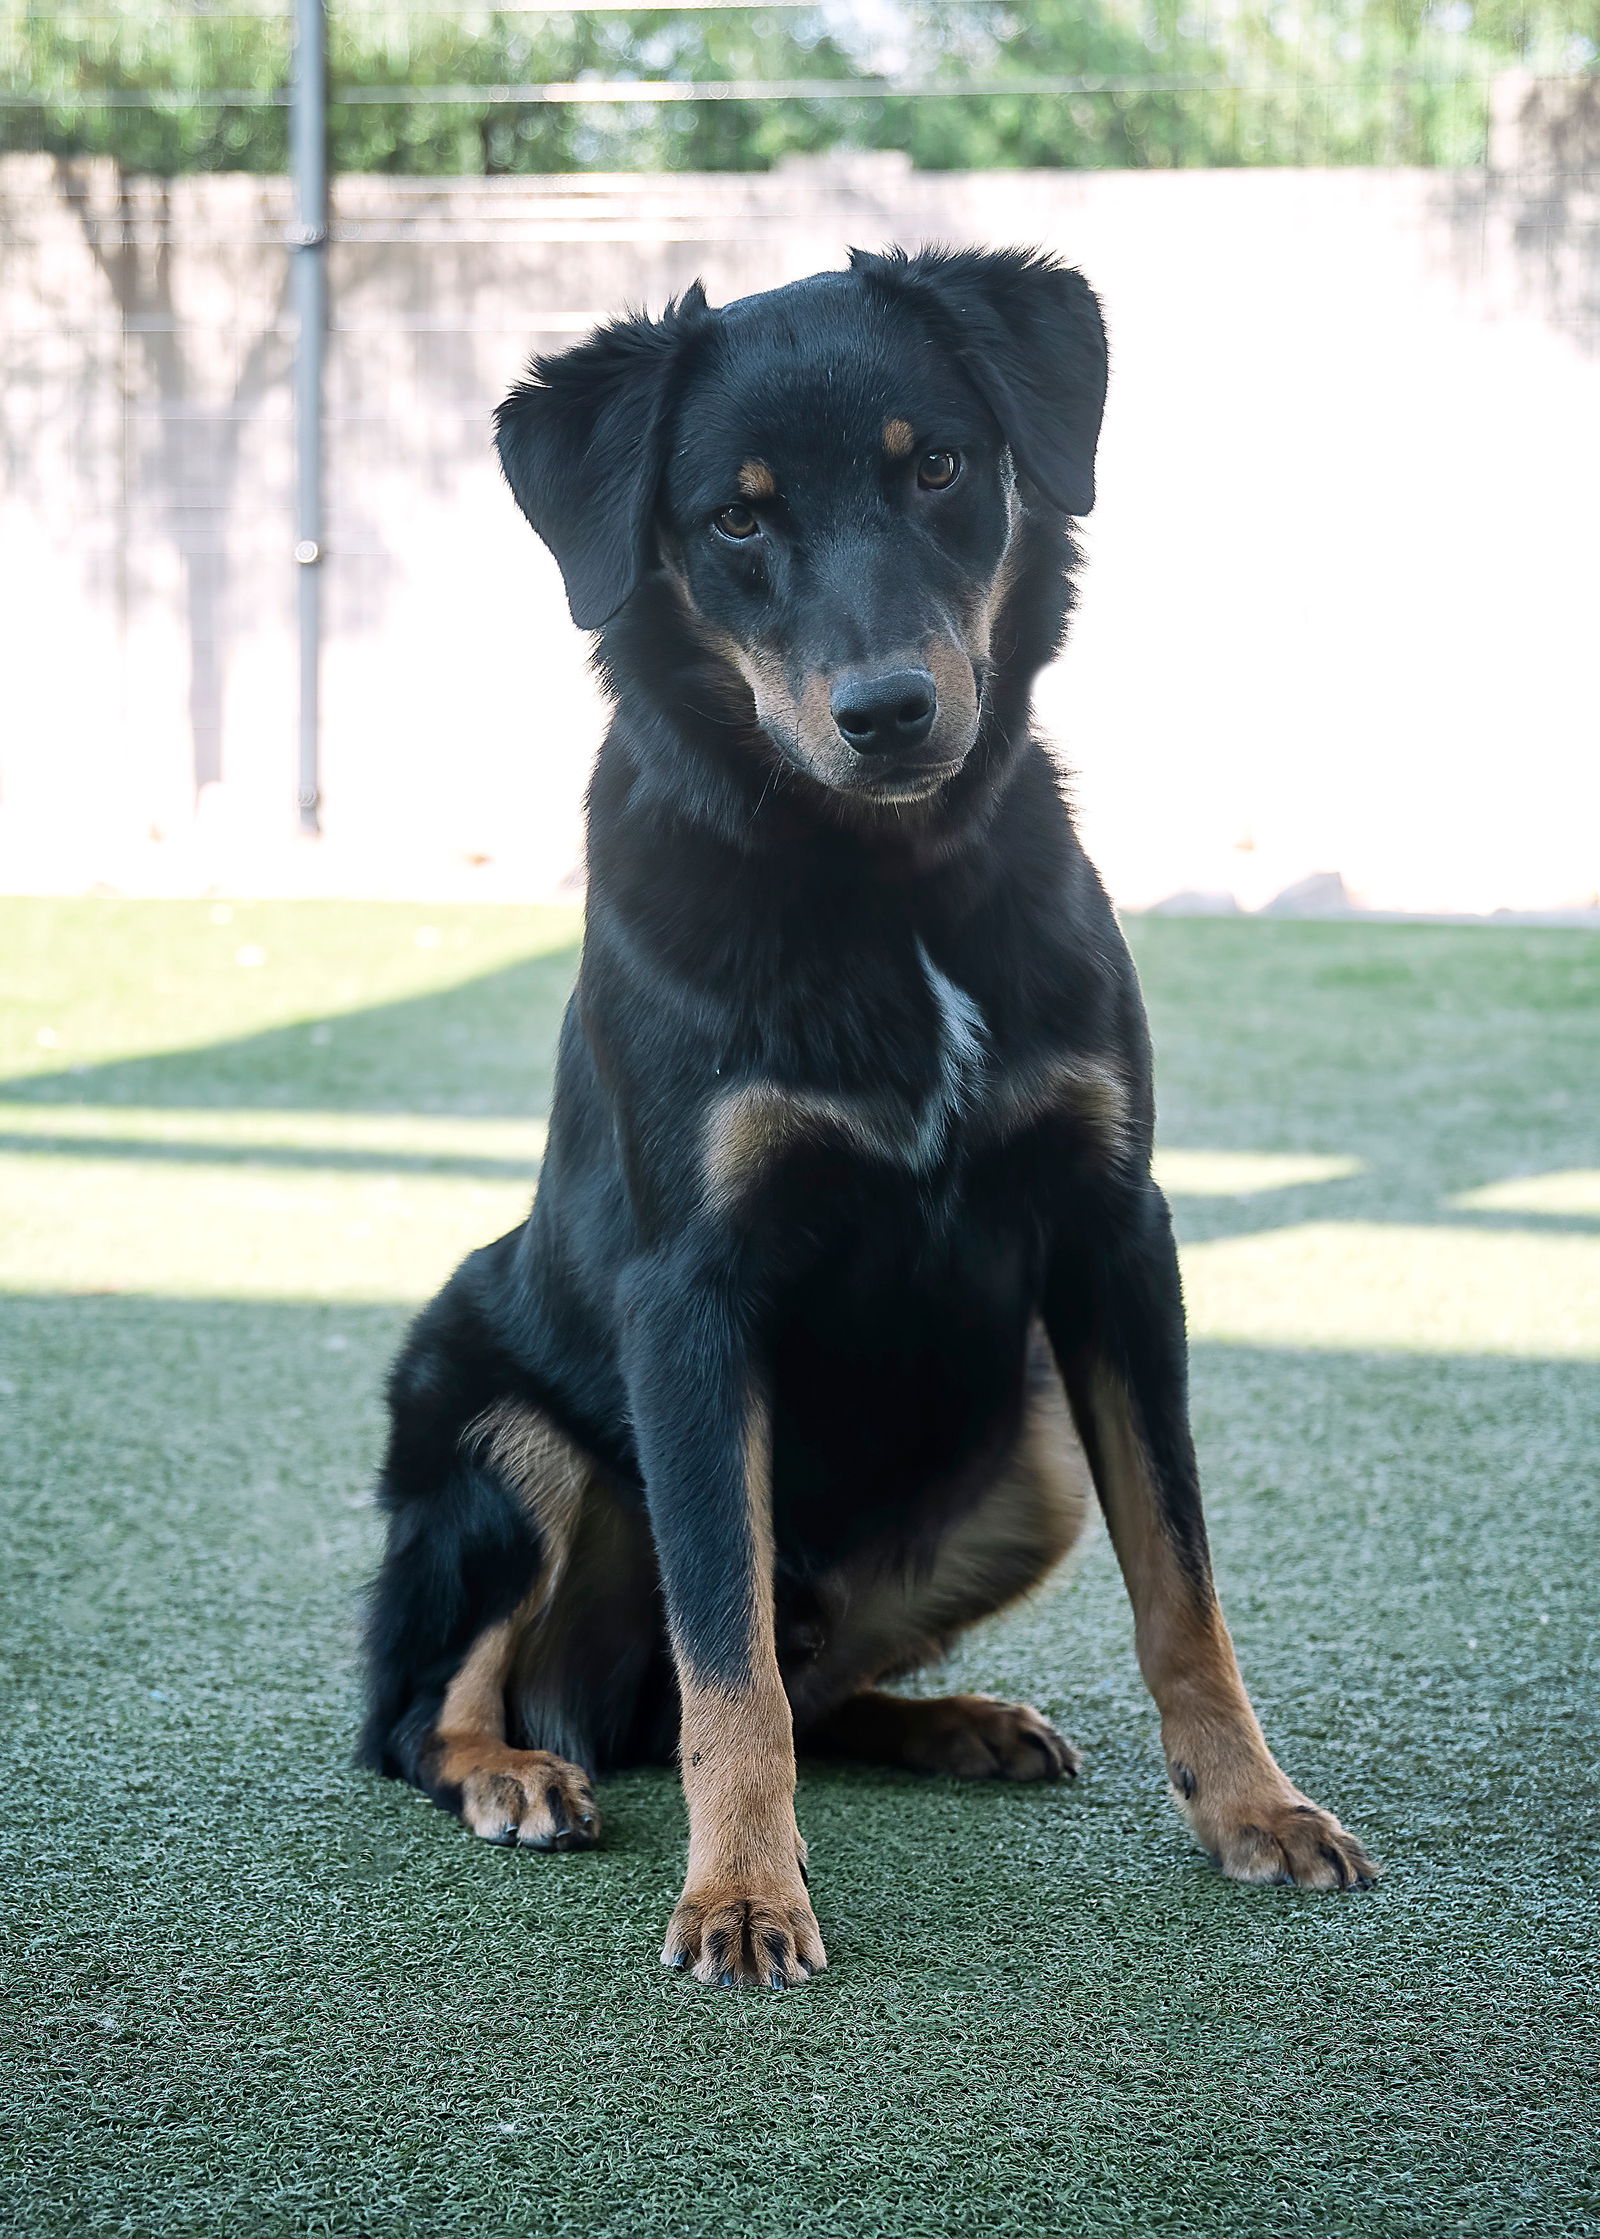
[2,147,1597,911]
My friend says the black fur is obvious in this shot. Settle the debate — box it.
[362,247,1200,1800]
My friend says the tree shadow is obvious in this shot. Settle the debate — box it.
[0,944,581,1120]
[1431,149,1600,362]
[2,928,1595,1249]
[0,1129,543,1183]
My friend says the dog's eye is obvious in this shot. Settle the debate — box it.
[712,504,761,542]
[916,450,961,491]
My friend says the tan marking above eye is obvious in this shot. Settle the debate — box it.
[736,459,776,500]
[882,418,916,461]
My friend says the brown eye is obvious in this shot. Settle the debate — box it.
[713,503,761,541]
[916,449,961,491]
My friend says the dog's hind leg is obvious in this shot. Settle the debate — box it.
[430,1600,598,1851]
[804,1690,1078,1781]
[359,1366,612,1851]
[796,1345,1090,1782]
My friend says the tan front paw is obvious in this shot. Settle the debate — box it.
[662,1877,827,1989]
[1171,1762,1378,1889]
[456,1749,599,1852]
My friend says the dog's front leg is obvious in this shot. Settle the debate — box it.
[1045,1183,1379,1890]
[622,1248,825,1988]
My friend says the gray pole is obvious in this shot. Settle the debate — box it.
[290,0,327,836]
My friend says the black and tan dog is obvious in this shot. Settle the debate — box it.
[358,245,1377,1988]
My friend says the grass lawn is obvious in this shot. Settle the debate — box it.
[2,898,1597,2238]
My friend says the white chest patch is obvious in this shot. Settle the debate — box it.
[911,940,989,1166]
[702,951,1130,1213]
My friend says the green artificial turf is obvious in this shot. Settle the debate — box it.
[2,900,1597,2238]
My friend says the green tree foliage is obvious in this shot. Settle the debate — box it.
[323,7,863,173]
[0,5,293,170]
[1,0,1596,174]
[896,0,1600,168]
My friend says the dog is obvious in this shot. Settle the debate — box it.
[358,245,1377,1989]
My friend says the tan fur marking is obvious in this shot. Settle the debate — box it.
[434,1616,520,1787]
[888,1351,1090,1637]
[679,1676,798,1886]
[507,1471,655,1728]
[736,458,776,500]
[1087,1367,1378,1889]
[663,1393,825,1985]
[433,1403,604,1848]
[466,1398,653,1748]
[703,1084,809,1208]
[922,634,981,753]
[702,1081,878,1209]
[882,417,917,461]
[995,1052,1134,1160]
[959,486,1024,663]
[792,666,840,773]
[469,1401,588,1551]
[722,638,813,767]
[703,1054,1131,1211]
[463,1399,592,1643]
[676,1395,789,1888]
[432,1603,599,1849]
[658,566,770,722]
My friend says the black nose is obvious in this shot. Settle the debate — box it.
[830,667,938,754]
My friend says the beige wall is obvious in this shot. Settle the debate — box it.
[2,148,1596,911]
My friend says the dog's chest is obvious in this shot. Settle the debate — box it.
[702,945,1131,1211]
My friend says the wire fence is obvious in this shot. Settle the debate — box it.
[5,2,1598,173]
[2,3,1597,875]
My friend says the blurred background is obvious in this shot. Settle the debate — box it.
[2,0,1596,917]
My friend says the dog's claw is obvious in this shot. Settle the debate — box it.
[663,1887,827,1987]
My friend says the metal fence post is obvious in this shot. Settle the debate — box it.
[290,0,327,837]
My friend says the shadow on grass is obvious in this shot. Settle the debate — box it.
[0,945,582,1118]
[1,929,1596,1254]
[0,1130,544,1183]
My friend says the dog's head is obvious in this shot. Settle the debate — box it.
[496,247,1106,807]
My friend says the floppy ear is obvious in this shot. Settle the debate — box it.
[851,246,1107,517]
[494,283,709,630]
